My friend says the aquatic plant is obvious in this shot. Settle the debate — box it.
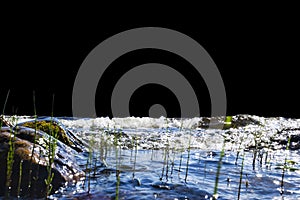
[184,134,191,183]
[280,135,292,196]
[178,150,183,177]
[1,90,10,197]
[5,131,14,197]
[165,140,171,182]
[5,115,19,198]
[99,129,108,167]
[17,159,23,198]
[252,131,263,170]
[85,135,95,193]
[132,137,138,181]
[44,95,58,198]
[170,149,176,180]
[0,89,10,128]
[237,152,245,200]
[28,91,38,193]
[213,139,225,200]
[92,149,98,178]
[160,139,170,182]
[113,127,122,200]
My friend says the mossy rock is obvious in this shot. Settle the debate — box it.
[197,115,261,129]
[0,129,85,198]
[21,120,74,148]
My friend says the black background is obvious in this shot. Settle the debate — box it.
[1,10,299,118]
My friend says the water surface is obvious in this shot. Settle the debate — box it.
[7,115,300,199]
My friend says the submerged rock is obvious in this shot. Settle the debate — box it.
[0,116,85,198]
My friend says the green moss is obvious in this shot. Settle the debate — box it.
[223,116,232,129]
[21,121,73,147]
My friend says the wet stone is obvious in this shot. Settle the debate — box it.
[17,117,87,152]
[197,115,261,129]
[0,117,85,198]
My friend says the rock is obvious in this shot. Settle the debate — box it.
[229,115,261,128]
[17,117,87,152]
[273,128,300,150]
[197,116,227,129]
[197,115,261,129]
[0,117,85,198]
[290,134,300,149]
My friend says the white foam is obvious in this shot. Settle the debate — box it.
[59,116,202,130]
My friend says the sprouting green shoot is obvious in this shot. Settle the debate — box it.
[5,115,18,198]
[213,139,226,200]
[45,94,57,198]
[17,160,24,198]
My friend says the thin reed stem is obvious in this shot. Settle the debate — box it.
[28,91,38,193]
[280,136,292,196]
[45,94,57,199]
[2,89,10,116]
[237,152,245,200]
[17,160,23,198]
[184,135,191,183]
[213,139,226,200]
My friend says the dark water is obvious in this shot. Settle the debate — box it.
[3,115,300,199]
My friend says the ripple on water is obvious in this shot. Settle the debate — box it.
[3,115,300,199]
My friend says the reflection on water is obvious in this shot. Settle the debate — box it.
[54,144,300,199]
[53,115,300,200]
[4,115,300,199]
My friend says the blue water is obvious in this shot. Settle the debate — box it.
[3,115,300,199]
[53,145,300,199]
[51,115,300,200]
